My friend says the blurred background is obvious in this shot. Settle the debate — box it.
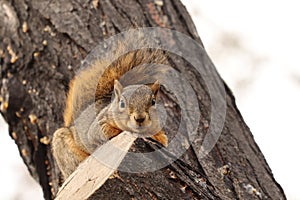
[1,0,299,199]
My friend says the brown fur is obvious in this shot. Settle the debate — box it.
[64,48,167,127]
[53,42,168,180]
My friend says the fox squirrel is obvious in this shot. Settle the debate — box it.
[52,46,168,180]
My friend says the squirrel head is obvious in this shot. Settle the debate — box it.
[110,80,162,137]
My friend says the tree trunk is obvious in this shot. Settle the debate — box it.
[0,0,285,199]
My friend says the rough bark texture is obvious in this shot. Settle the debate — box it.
[0,0,285,199]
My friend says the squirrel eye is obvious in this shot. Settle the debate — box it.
[151,98,156,106]
[119,99,125,108]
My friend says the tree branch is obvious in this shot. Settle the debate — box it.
[55,132,137,200]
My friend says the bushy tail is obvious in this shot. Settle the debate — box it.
[64,45,167,127]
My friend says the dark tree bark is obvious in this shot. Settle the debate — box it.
[0,0,285,199]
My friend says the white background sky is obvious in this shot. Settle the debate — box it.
[182,1,300,199]
[1,1,299,199]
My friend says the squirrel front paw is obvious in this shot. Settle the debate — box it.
[101,123,122,140]
[151,130,168,147]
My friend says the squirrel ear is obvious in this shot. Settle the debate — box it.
[150,80,160,97]
[114,80,123,100]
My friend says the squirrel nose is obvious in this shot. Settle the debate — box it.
[134,116,145,124]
